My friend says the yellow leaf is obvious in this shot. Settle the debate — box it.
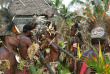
[99,41,103,62]
[0,41,2,43]
[77,43,81,59]
[32,42,35,46]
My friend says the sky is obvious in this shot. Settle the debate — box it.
[62,0,87,11]
[62,0,87,6]
[62,0,110,16]
[62,0,72,7]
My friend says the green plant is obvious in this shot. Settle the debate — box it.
[86,42,110,73]
[58,41,65,48]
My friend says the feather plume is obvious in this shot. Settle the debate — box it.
[92,15,96,20]
[106,2,109,10]
[0,8,14,30]
[89,17,94,22]
[0,8,20,35]
[102,10,106,19]
[76,0,110,50]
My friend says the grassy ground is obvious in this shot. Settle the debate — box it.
[62,68,70,74]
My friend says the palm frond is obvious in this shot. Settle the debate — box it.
[55,0,59,7]
[55,0,62,7]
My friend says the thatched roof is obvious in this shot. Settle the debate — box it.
[9,0,56,16]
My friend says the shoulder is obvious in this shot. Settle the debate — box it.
[20,36,32,46]
[20,35,30,40]
[0,47,9,60]
[24,37,31,41]
[81,49,94,57]
[81,49,96,59]
[83,49,94,53]
[20,36,31,42]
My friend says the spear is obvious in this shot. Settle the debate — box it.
[38,50,54,74]
[52,42,76,60]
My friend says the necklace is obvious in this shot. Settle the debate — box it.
[2,43,21,63]
[2,43,17,55]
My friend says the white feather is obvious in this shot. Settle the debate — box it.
[15,55,20,63]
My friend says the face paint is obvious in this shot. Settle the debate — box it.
[91,27,105,38]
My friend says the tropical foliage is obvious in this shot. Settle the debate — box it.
[86,41,110,73]
[58,41,65,48]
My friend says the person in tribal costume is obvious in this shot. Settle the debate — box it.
[18,24,38,60]
[71,1,110,74]
[79,26,107,74]
[0,8,22,74]
[40,21,60,74]
[18,24,39,74]
[70,22,81,56]
[69,22,82,73]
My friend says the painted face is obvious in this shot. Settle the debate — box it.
[91,27,105,38]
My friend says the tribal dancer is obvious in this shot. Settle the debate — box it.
[70,22,82,56]
[0,8,22,74]
[18,24,39,74]
[40,21,60,74]
[69,22,82,73]
[73,1,110,74]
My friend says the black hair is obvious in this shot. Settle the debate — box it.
[0,36,6,47]
[23,24,33,33]
[54,25,57,31]
[74,22,79,28]
[0,36,6,42]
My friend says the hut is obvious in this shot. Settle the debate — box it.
[8,0,56,31]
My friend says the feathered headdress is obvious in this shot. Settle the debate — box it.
[79,0,110,39]
[74,0,110,50]
[46,21,56,36]
[0,8,20,36]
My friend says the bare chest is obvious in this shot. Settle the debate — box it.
[6,52,17,68]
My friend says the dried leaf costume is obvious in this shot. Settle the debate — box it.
[27,42,39,60]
